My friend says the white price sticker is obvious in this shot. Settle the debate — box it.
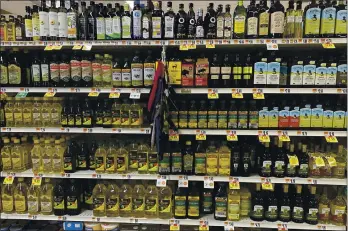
[204,176,214,188]
[156,175,167,187]
[130,89,141,99]
[178,175,188,188]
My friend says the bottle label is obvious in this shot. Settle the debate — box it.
[331,206,346,223]
[224,17,232,38]
[323,110,334,128]
[337,64,347,85]
[39,11,49,36]
[292,206,304,219]
[243,66,253,80]
[271,12,285,33]
[303,64,316,85]
[142,17,150,39]
[122,16,131,39]
[144,63,155,86]
[132,198,144,211]
[290,64,303,85]
[280,206,291,219]
[252,205,264,219]
[93,197,105,211]
[274,160,285,174]
[81,60,92,83]
[183,152,194,172]
[164,16,175,38]
[219,152,230,175]
[148,152,158,173]
[58,12,67,38]
[64,156,73,170]
[79,17,87,39]
[259,108,269,128]
[262,160,272,174]
[319,206,330,221]
[121,108,130,126]
[196,25,204,38]
[321,7,336,34]
[145,198,157,212]
[92,62,102,82]
[133,10,142,38]
[105,18,113,38]
[59,63,70,83]
[247,17,258,35]
[112,16,121,39]
[50,63,60,83]
[228,198,240,220]
[102,63,112,84]
[315,65,327,85]
[188,110,197,128]
[28,200,39,213]
[31,64,41,82]
[306,208,319,221]
[152,17,162,38]
[106,156,115,172]
[287,15,295,23]
[254,61,267,85]
[195,153,206,174]
[106,198,119,211]
[71,60,82,82]
[206,153,218,175]
[25,19,33,37]
[238,110,248,128]
[335,10,347,34]
[172,152,183,173]
[96,17,105,39]
[217,16,224,37]
[249,110,258,129]
[116,156,126,172]
[112,108,121,126]
[234,15,246,33]
[305,8,321,35]
[32,16,40,38]
[218,110,228,129]
[41,64,49,82]
[95,156,105,171]
[259,12,269,36]
[131,63,143,86]
[40,196,53,213]
[159,199,171,213]
[159,153,170,174]
[67,196,78,209]
[221,67,231,80]
[215,196,227,218]
[8,64,21,84]
[188,18,196,37]
[208,111,218,128]
[168,61,182,85]
[174,196,186,217]
[326,65,337,85]
[228,110,238,128]
[195,58,209,86]
[122,69,131,87]
[67,12,77,38]
[137,152,148,171]
[267,62,280,85]
[266,205,278,219]
[198,111,207,129]
[188,196,200,217]
[112,68,122,86]
[333,111,345,128]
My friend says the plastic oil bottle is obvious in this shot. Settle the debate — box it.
[27,182,40,215]
[95,142,107,173]
[106,183,120,217]
[120,99,131,127]
[158,184,173,219]
[13,97,23,127]
[50,97,62,127]
[102,54,113,87]
[144,181,158,218]
[31,139,42,174]
[11,138,25,172]
[40,178,54,215]
[106,142,117,174]
[92,54,103,87]
[228,186,241,221]
[119,180,133,217]
[21,136,30,170]
[1,138,12,171]
[32,97,42,127]
[130,99,143,127]
[23,97,33,127]
[137,141,150,174]
[41,98,52,127]
[42,139,53,173]
[1,179,15,213]
[206,141,218,176]
[4,97,14,127]
[116,143,128,173]
[52,139,64,173]
[132,180,145,218]
[14,177,28,214]
[92,181,107,217]
[128,139,139,172]
[218,141,231,176]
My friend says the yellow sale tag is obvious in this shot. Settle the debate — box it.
[253,92,265,99]
[44,45,53,51]
[169,130,179,142]
[196,132,206,141]
[229,178,240,190]
[208,93,219,99]
[3,176,14,184]
[199,220,209,231]
[315,156,326,167]
[169,220,180,231]
[179,44,188,50]
[258,134,270,143]
[232,92,243,99]
[109,92,120,98]
[32,177,42,186]
[82,44,92,51]
[261,182,273,190]
[44,92,56,97]
[88,92,100,97]
[206,44,215,49]
[322,43,335,49]
[227,131,238,141]
[288,155,299,166]
[325,135,338,143]
[188,44,196,49]
[326,156,337,167]
[279,134,290,142]
[53,45,62,50]
[72,45,83,50]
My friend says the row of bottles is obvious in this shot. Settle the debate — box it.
[2,97,145,128]
[0,0,346,42]
[169,96,347,130]
[0,220,62,231]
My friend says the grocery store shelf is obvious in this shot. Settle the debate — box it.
[0,87,150,94]
[175,88,347,94]
[0,212,345,230]
[178,129,347,137]
[0,127,151,134]
[0,38,346,47]
[1,170,346,186]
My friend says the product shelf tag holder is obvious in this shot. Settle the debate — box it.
[63,222,84,231]
[72,45,83,50]
[258,131,270,142]
[88,92,99,97]
[178,175,189,188]
[130,89,141,99]
[278,131,290,142]
[204,176,214,188]
[229,177,240,189]
[199,220,209,231]
[44,92,56,97]
[188,44,196,49]
[226,130,238,141]
[277,224,288,231]
[261,182,273,190]
[253,89,265,99]
[324,132,338,143]
[52,45,62,50]
[31,176,42,186]
[179,44,188,50]
[109,92,120,98]
[196,130,207,140]
[224,221,234,231]
[156,175,167,187]
[44,45,53,51]
[169,220,180,231]
[266,43,279,50]
[206,42,215,49]
[169,129,179,142]
[231,89,243,98]
[82,44,92,51]
[322,42,335,49]
[208,89,219,99]
[3,176,14,184]
[15,92,28,98]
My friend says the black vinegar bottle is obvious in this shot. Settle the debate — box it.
[53,179,66,216]
[66,179,81,215]
[64,140,77,173]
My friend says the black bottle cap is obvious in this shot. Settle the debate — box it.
[179,3,184,8]
[189,3,193,8]
[167,2,172,7]
[209,3,214,7]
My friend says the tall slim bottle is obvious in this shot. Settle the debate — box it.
[132,4,142,39]
[216,4,224,39]
[39,0,49,40]
[258,0,270,38]
[122,3,132,39]
[269,0,285,38]
[294,1,304,38]
[49,0,58,40]
[58,0,68,40]
[284,0,296,38]
[78,2,88,40]
[24,6,33,41]
[247,0,259,38]
[32,5,40,41]
[164,2,175,39]
[304,0,321,37]
[233,0,247,38]
[96,3,105,40]
[87,2,96,40]
[335,0,347,37]
[67,0,78,40]
[320,0,337,37]
[187,3,196,39]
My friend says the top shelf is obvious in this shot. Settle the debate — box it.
[1,38,346,48]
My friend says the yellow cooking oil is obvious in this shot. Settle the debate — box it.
[14,177,28,214]
[116,143,128,173]
[105,143,117,174]
[1,138,12,171]
[52,139,64,174]
[51,97,62,127]
[23,97,33,127]
[158,185,172,219]
[106,183,119,217]
[32,97,42,127]
[11,138,25,172]
[13,97,23,127]
[145,181,158,218]
[130,99,143,127]
[93,182,107,217]
[119,180,133,217]
[132,181,145,218]
[1,179,15,213]
[20,136,30,169]
[41,98,52,127]
[27,183,40,215]
[42,139,53,173]
[218,141,231,176]
[137,141,150,174]
[40,178,54,215]
[240,187,251,218]
[120,99,131,127]
[31,139,42,174]
[4,97,14,127]
[128,140,139,172]
[206,141,218,176]
[95,142,107,173]
[228,187,241,221]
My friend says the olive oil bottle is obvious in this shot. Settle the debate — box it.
[14,177,28,214]
[119,181,133,217]
[40,178,54,215]
[92,181,107,217]
[158,184,172,219]
[144,181,158,218]
[106,183,119,217]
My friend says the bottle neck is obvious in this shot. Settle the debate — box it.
[238,0,244,6]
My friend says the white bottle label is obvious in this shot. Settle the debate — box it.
[39,11,49,36]
[254,61,267,85]
[32,64,41,82]
[216,17,224,37]
[164,16,174,38]
[96,17,105,36]
[290,65,303,85]
[315,66,327,85]
[112,16,121,38]
[48,11,58,37]
[247,17,258,35]
[105,18,113,36]
[142,17,150,39]
[152,17,162,38]
[326,65,337,85]
[303,64,316,85]
[41,64,49,81]
[133,10,142,38]
[58,12,67,38]
[271,11,285,34]
[224,17,232,38]
[122,16,131,38]
[196,26,204,38]
[67,12,77,38]
[267,62,280,85]
[144,64,155,86]
[112,71,122,83]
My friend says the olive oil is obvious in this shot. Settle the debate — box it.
[92,182,107,217]
[120,181,133,217]
[40,178,54,215]
[132,181,145,217]
[27,183,40,215]
[106,183,119,217]
[145,181,158,218]
[158,185,172,219]
[14,177,28,214]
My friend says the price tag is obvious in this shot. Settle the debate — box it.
[53,45,62,50]
[288,155,299,166]
[83,128,93,133]
[3,176,14,184]
[31,176,42,186]
[82,44,92,51]
[16,92,28,98]
[326,156,337,167]
[284,178,296,184]
[278,131,290,142]
[297,131,308,136]
[178,175,189,188]
[44,92,56,97]
[258,131,270,143]
[232,92,243,99]
[317,225,327,230]
[229,177,240,190]
[205,43,215,49]
[36,127,46,132]
[109,92,120,98]
[322,43,335,49]
[307,179,318,184]
[325,132,338,143]
[169,129,179,142]
[199,220,209,231]
[130,89,141,99]
[44,45,53,51]
[179,44,188,50]
[277,224,288,231]
[226,131,238,141]
[28,215,38,220]
[208,89,219,99]
[204,176,214,189]
[250,222,261,228]
[92,174,102,179]
[314,156,325,167]
[72,45,83,50]
[169,220,180,231]
[188,44,196,49]
[122,174,131,179]
[261,182,273,190]
[196,130,206,141]
[266,43,279,50]
[224,221,234,231]
[280,88,291,93]
[88,92,99,97]
[253,92,265,99]
[156,175,167,187]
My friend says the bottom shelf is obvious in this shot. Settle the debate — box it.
[1,211,345,230]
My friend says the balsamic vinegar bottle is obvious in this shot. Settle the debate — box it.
[176,4,187,39]
[49,0,58,40]
[269,0,285,38]
[187,3,196,39]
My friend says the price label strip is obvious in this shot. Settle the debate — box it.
[208,89,219,99]
[178,175,189,188]
[169,129,179,142]
[226,131,238,141]
[229,177,240,190]
[169,220,180,231]
[204,176,214,189]
[196,130,207,141]
[156,175,167,187]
